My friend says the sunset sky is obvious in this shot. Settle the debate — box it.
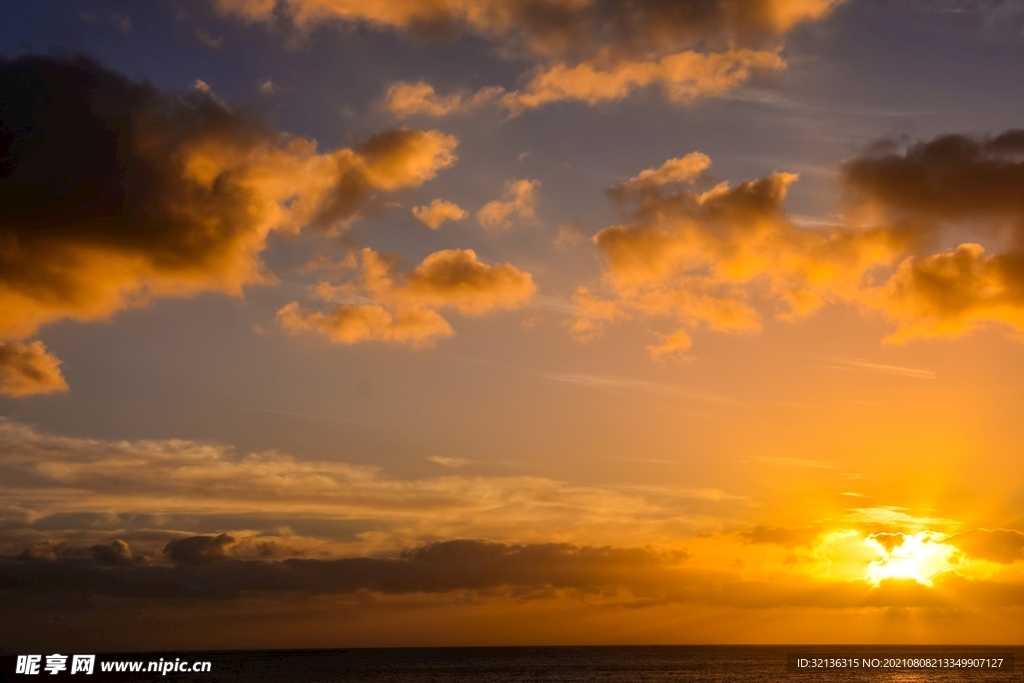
[2,0,1024,651]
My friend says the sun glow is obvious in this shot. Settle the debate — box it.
[863,531,959,586]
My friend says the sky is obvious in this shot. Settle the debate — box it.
[2,0,1024,651]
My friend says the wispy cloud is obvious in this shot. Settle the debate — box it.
[846,506,957,529]
[0,420,748,555]
[820,356,938,380]
[426,456,471,468]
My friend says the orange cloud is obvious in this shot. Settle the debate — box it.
[613,153,712,194]
[403,249,536,314]
[477,179,540,231]
[504,49,785,111]
[213,0,843,58]
[279,248,535,346]
[0,341,68,397]
[645,330,693,360]
[384,82,505,118]
[223,0,841,120]
[277,301,453,346]
[580,133,1024,351]
[867,244,1024,343]
[385,50,784,117]
[947,529,1024,565]
[0,56,458,343]
[588,162,903,341]
[411,199,468,229]
[839,131,1024,341]
[0,419,747,555]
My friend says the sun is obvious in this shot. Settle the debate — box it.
[863,531,959,586]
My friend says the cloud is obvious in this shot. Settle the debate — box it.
[0,341,68,397]
[385,51,784,117]
[738,525,820,548]
[824,356,937,380]
[578,132,1024,351]
[0,538,688,602]
[403,249,536,313]
[0,55,457,343]
[501,49,785,112]
[587,159,903,344]
[165,533,237,564]
[841,130,1024,229]
[427,456,471,468]
[839,131,1024,341]
[411,199,468,229]
[223,0,840,116]
[645,330,693,360]
[869,243,1024,342]
[0,419,748,556]
[613,153,712,195]
[4,535,1024,616]
[279,248,534,346]
[0,55,459,395]
[2,419,1023,643]
[277,301,453,346]
[947,529,1024,564]
[555,222,586,247]
[567,287,624,342]
[212,0,844,57]
[477,179,540,231]
[90,539,135,565]
[384,82,504,118]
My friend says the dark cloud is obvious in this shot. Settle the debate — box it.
[90,539,134,565]
[164,533,237,564]
[4,537,1024,615]
[0,538,683,600]
[0,54,456,342]
[842,130,1024,232]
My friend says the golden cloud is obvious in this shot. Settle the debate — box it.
[613,152,712,194]
[385,50,784,117]
[221,0,841,118]
[477,179,540,231]
[279,247,535,346]
[505,49,785,110]
[277,301,454,346]
[947,529,1024,565]
[579,160,902,352]
[579,132,1024,351]
[0,341,68,397]
[213,0,843,58]
[404,249,537,314]
[411,199,469,229]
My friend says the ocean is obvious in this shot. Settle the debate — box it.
[4,646,1020,682]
